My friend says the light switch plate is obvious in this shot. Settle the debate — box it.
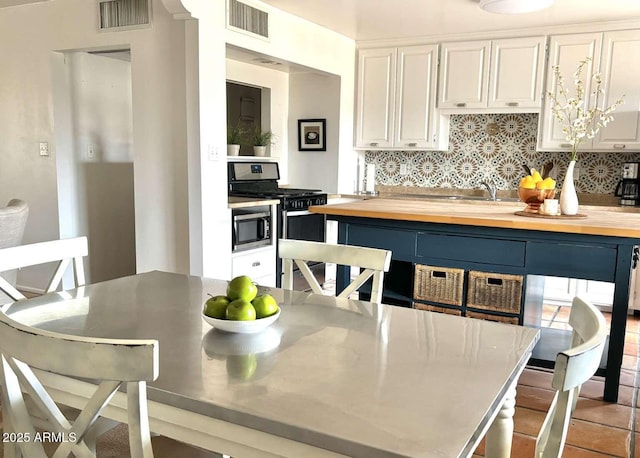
[39,142,49,156]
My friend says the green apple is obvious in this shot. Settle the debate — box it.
[226,275,258,302]
[251,294,279,319]
[226,354,257,380]
[225,299,256,321]
[203,295,231,319]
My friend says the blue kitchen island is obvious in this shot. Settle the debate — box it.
[310,197,640,402]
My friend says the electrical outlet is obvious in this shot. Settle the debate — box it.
[208,144,219,161]
[574,167,580,180]
[39,142,49,156]
[400,164,408,175]
[87,143,95,159]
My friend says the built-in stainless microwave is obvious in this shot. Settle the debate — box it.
[232,205,272,252]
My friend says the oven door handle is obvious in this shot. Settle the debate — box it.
[285,210,314,217]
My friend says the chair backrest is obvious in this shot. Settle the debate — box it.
[0,308,158,457]
[536,296,608,458]
[0,199,29,250]
[0,236,87,302]
[279,239,392,303]
[0,199,29,303]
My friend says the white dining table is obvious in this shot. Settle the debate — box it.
[4,270,540,457]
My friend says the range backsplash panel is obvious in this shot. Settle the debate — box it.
[365,113,640,194]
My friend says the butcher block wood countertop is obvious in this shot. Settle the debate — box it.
[310,198,640,239]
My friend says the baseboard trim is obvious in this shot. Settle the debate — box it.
[16,285,45,295]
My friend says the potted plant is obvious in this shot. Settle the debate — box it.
[251,126,274,157]
[227,124,246,156]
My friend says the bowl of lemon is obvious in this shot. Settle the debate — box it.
[518,168,556,213]
[203,275,280,334]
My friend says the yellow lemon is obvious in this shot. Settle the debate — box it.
[520,176,535,189]
[542,177,556,189]
[531,170,543,183]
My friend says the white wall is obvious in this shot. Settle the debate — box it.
[0,0,191,289]
[224,0,357,193]
[0,0,356,291]
[288,72,341,192]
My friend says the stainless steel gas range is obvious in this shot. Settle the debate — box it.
[228,161,328,287]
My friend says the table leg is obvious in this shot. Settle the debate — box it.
[485,383,516,458]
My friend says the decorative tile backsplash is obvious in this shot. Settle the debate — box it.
[366,114,640,194]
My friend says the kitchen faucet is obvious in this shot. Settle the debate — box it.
[480,180,497,201]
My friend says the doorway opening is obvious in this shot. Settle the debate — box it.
[52,48,136,285]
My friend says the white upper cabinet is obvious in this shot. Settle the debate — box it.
[439,37,545,111]
[438,40,491,109]
[355,47,396,148]
[395,45,441,149]
[592,30,640,151]
[356,44,447,150]
[538,32,602,151]
[488,37,546,109]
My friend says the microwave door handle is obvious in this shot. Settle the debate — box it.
[259,217,269,239]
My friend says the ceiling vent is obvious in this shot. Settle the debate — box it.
[227,0,269,40]
[98,0,151,30]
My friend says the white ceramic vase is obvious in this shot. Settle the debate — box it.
[560,160,579,215]
[253,145,266,157]
[227,144,240,156]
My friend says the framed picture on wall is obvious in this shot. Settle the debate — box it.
[298,119,326,151]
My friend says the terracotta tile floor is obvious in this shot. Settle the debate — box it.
[473,306,640,458]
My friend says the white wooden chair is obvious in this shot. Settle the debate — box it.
[279,239,392,303]
[0,236,87,302]
[534,295,608,457]
[0,308,158,457]
[0,199,29,304]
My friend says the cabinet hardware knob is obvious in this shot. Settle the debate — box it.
[613,144,627,149]
[252,261,261,267]
[560,143,572,148]
[369,142,379,147]
[506,102,519,107]
[408,142,417,147]
[455,102,467,108]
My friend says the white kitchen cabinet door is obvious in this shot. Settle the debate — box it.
[395,45,440,148]
[592,30,640,151]
[488,36,546,109]
[630,258,640,311]
[355,48,396,148]
[232,246,276,287]
[538,33,602,151]
[438,40,491,109]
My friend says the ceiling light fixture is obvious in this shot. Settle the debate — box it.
[479,0,554,14]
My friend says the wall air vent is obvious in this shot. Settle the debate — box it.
[227,0,269,40]
[98,0,150,30]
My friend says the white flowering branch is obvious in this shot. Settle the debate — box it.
[547,57,624,161]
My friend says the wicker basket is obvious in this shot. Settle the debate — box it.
[415,303,462,316]
[466,311,519,325]
[413,264,464,306]
[466,270,523,314]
